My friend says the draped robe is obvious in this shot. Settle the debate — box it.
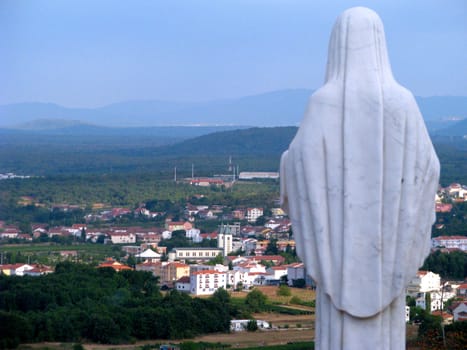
[280,7,440,349]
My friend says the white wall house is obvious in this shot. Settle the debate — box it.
[452,302,467,322]
[190,269,227,295]
[108,232,136,244]
[175,276,191,293]
[266,265,288,280]
[407,271,441,295]
[218,232,233,256]
[185,228,201,241]
[230,319,271,331]
[287,263,306,286]
[246,208,263,222]
[432,235,467,251]
[169,247,224,262]
[415,291,446,312]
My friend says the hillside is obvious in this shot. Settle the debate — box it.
[1,90,466,130]
[157,126,298,156]
[0,126,297,176]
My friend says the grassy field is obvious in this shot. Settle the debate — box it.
[0,243,121,265]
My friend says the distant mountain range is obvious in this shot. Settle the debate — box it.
[1,89,466,134]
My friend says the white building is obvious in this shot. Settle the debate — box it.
[230,319,271,331]
[451,302,467,322]
[415,291,447,312]
[108,232,136,244]
[432,235,467,251]
[169,247,224,261]
[407,271,441,296]
[186,228,201,241]
[218,232,233,256]
[266,265,288,280]
[287,263,305,286]
[238,172,279,180]
[246,208,263,223]
[0,263,34,276]
[242,238,258,254]
[175,276,191,293]
[190,269,227,295]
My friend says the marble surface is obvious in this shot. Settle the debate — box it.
[280,7,440,350]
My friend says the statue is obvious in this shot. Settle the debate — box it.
[280,7,440,350]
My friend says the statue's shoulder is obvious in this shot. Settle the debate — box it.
[383,84,419,111]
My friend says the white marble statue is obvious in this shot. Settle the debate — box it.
[280,7,440,350]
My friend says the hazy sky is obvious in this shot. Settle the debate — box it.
[1,0,466,107]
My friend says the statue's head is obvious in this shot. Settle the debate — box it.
[325,7,393,83]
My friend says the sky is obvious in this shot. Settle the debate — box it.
[1,0,466,108]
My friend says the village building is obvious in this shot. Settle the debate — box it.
[107,231,136,244]
[169,247,224,262]
[450,302,467,322]
[432,235,467,251]
[190,269,227,295]
[97,258,132,271]
[407,271,441,296]
[246,207,263,222]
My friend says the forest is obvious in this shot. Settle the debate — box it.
[0,262,240,348]
[1,126,466,185]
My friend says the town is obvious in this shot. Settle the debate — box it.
[1,179,466,326]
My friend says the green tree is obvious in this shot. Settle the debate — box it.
[246,319,258,332]
[277,285,292,297]
[245,289,268,312]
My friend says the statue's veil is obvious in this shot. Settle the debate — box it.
[281,7,439,317]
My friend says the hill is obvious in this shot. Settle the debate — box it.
[0,126,297,176]
[1,90,465,130]
[157,126,298,156]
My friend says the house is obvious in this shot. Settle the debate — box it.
[451,302,467,322]
[230,319,270,331]
[232,209,245,220]
[135,248,161,263]
[23,265,54,276]
[97,258,132,271]
[435,203,453,213]
[136,261,190,286]
[432,236,467,251]
[0,228,20,239]
[175,276,191,293]
[242,238,258,255]
[276,240,296,252]
[169,247,224,262]
[238,171,279,180]
[185,228,201,240]
[108,232,136,244]
[447,183,467,200]
[165,221,193,232]
[197,209,217,220]
[0,264,34,276]
[250,255,285,266]
[188,178,224,187]
[190,269,227,295]
[271,208,286,217]
[48,226,68,238]
[431,310,454,324]
[138,234,161,244]
[246,208,263,222]
[457,283,467,297]
[266,265,288,280]
[407,271,441,295]
[415,291,446,312]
